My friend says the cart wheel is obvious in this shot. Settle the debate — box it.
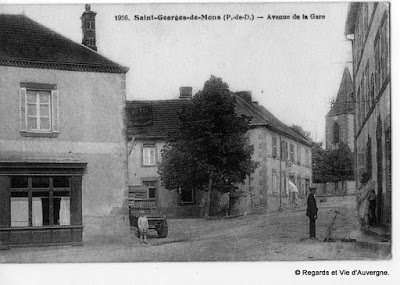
[157,220,168,238]
[131,227,140,238]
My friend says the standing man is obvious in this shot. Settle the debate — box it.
[306,187,318,240]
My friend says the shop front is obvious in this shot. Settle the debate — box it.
[0,158,86,248]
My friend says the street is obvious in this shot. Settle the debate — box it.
[0,195,390,263]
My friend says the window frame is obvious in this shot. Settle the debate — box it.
[297,145,301,165]
[10,176,72,228]
[179,187,195,205]
[289,143,294,162]
[142,144,156,167]
[333,122,340,144]
[20,82,59,138]
[272,136,278,158]
[141,179,158,200]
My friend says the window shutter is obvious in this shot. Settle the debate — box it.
[19,88,27,131]
[52,90,59,132]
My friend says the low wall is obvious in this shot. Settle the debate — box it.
[315,181,355,196]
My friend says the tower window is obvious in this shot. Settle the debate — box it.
[333,122,340,143]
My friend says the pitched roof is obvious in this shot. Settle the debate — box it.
[344,3,361,35]
[327,67,354,117]
[127,94,312,146]
[0,14,128,73]
[234,94,312,146]
[126,99,190,139]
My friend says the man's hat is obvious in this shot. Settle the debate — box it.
[309,186,317,191]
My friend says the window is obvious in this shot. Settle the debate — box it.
[305,149,311,167]
[20,83,59,137]
[142,144,156,166]
[272,171,278,195]
[87,37,96,46]
[333,123,340,143]
[143,180,157,199]
[356,86,361,130]
[374,14,389,96]
[290,143,294,162]
[86,21,95,30]
[365,62,370,110]
[281,141,288,160]
[297,145,301,164]
[360,73,366,122]
[366,136,372,178]
[180,187,194,204]
[10,176,70,227]
[272,136,278,157]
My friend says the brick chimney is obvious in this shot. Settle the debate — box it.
[81,4,97,51]
[236,91,252,102]
[179,87,192,99]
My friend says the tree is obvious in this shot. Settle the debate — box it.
[312,142,354,186]
[311,142,326,184]
[158,76,257,217]
[291,124,312,142]
[324,142,354,182]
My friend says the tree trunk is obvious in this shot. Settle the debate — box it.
[203,176,213,218]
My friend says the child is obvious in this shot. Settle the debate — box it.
[138,210,149,244]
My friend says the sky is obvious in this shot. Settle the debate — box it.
[0,1,353,145]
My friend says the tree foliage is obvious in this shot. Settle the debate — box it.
[312,142,354,183]
[158,76,257,214]
[291,124,313,142]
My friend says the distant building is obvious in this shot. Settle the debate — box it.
[320,67,356,196]
[345,2,391,229]
[325,67,355,151]
[126,89,313,217]
[0,6,129,247]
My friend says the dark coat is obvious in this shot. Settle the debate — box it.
[306,193,318,217]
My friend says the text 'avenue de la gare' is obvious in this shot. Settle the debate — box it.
[117,13,326,22]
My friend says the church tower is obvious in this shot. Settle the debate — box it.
[325,67,354,151]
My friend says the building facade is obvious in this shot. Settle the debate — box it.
[126,89,312,217]
[0,8,129,247]
[345,2,391,228]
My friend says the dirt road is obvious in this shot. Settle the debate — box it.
[0,195,390,262]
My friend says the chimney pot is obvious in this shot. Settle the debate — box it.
[81,4,97,51]
[179,87,192,99]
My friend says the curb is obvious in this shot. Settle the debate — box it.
[354,240,391,256]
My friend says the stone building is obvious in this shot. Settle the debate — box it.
[126,89,313,217]
[0,7,129,247]
[325,67,354,152]
[345,2,391,229]
[321,67,356,195]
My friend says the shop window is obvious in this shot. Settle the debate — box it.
[10,176,71,227]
